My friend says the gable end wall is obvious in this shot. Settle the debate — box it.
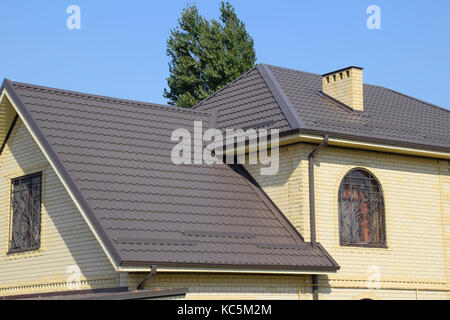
[0,118,118,297]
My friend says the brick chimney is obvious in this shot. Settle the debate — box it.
[322,66,364,112]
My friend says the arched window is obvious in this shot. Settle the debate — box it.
[338,169,386,247]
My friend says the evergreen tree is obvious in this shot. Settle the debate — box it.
[164,2,256,108]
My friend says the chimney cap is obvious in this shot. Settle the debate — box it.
[322,66,363,77]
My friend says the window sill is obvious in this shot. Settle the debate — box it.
[339,243,388,249]
[7,247,41,255]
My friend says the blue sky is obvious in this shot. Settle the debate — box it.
[1,0,449,109]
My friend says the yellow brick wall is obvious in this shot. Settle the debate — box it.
[438,160,450,298]
[126,273,314,300]
[0,119,118,297]
[246,143,449,300]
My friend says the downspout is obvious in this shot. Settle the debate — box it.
[137,265,157,290]
[308,135,329,300]
[311,275,319,301]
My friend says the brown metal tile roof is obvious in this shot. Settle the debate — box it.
[195,64,450,153]
[1,79,338,272]
[195,67,292,132]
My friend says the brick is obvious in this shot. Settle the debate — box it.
[247,143,449,299]
[0,119,117,296]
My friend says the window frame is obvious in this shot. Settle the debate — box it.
[8,172,43,254]
[337,168,387,249]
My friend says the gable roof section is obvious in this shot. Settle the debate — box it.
[0,79,339,272]
[195,64,450,153]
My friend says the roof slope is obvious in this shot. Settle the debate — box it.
[195,67,292,132]
[1,79,338,271]
[196,64,450,152]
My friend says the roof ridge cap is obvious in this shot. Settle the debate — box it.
[193,66,258,109]
[9,80,210,116]
[362,82,449,113]
[266,66,448,112]
[383,86,449,113]
[263,63,321,76]
[256,64,305,129]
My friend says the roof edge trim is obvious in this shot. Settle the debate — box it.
[316,243,340,270]
[278,130,450,160]
[1,79,123,270]
[127,267,338,275]
[119,259,340,274]
[257,64,306,129]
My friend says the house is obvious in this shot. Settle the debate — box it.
[0,64,448,299]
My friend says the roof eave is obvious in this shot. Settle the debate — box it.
[274,127,450,159]
[118,260,340,274]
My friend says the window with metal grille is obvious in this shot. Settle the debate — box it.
[9,173,42,253]
[338,169,386,247]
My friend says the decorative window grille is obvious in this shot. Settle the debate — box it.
[338,169,386,247]
[9,173,42,252]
